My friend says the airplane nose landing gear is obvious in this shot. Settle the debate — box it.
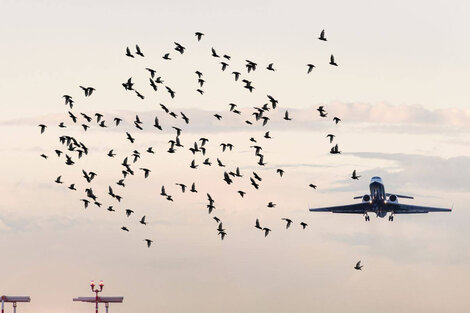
[389,214,394,222]
[364,214,370,222]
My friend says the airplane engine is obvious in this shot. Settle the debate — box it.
[388,194,397,202]
[362,195,371,202]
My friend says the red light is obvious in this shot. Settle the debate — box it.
[99,281,104,286]
[90,280,95,286]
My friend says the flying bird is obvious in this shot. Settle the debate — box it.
[318,29,327,41]
[195,32,204,41]
[354,261,363,270]
[281,218,293,229]
[351,170,361,180]
[330,54,338,66]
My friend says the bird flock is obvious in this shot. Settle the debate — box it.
[38,30,362,251]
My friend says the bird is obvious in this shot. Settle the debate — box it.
[40,154,48,159]
[153,116,162,130]
[307,64,315,74]
[253,172,262,181]
[122,77,134,90]
[126,132,135,144]
[79,86,95,97]
[190,159,198,169]
[351,170,361,180]
[250,177,259,189]
[125,47,134,58]
[140,216,147,225]
[263,228,271,237]
[166,86,175,98]
[144,239,153,248]
[68,184,76,191]
[330,54,338,66]
[140,168,151,178]
[219,231,227,240]
[162,53,171,60]
[276,169,284,177]
[213,216,220,223]
[326,134,335,143]
[195,32,204,41]
[300,222,308,229]
[264,131,272,139]
[121,227,129,232]
[354,261,363,270]
[211,47,219,57]
[176,183,187,193]
[216,158,225,167]
[232,72,241,81]
[174,42,186,54]
[125,209,134,217]
[114,117,122,126]
[145,68,156,78]
[107,149,116,157]
[281,218,293,229]
[237,190,246,198]
[318,29,327,41]
[309,184,317,189]
[266,63,276,71]
[135,44,144,57]
[80,199,90,209]
[38,124,47,134]
[214,114,222,120]
[255,219,262,230]
[220,62,229,71]
[283,110,292,121]
[223,172,233,185]
[330,144,341,154]
[333,117,341,124]
[190,182,197,193]
[267,202,276,208]
[55,176,63,184]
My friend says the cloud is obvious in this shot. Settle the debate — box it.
[3,102,470,134]
[329,152,470,194]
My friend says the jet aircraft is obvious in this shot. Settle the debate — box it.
[309,176,451,221]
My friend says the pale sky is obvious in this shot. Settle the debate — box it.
[1,1,470,313]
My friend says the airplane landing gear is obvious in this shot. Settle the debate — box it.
[389,215,394,222]
[364,214,370,222]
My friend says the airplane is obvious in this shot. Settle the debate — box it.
[309,176,451,221]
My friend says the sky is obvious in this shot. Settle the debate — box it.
[1,1,470,312]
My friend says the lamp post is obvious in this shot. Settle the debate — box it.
[90,280,104,313]
[73,281,123,313]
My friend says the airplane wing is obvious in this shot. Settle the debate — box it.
[386,193,414,199]
[386,203,451,214]
[309,203,370,214]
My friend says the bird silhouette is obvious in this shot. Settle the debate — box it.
[263,228,271,237]
[266,63,276,71]
[195,32,204,41]
[300,222,308,229]
[307,64,315,74]
[351,170,360,180]
[38,124,47,134]
[255,219,262,230]
[354,261,363,270]
[144,239,153,247]
[135,44,144,57]
[318,29,327,41]
[330,54,338,66]
[281,218,293,229]
[333,117,341,124]
[309,184,317,189]
[125,47,134,58]
[140,216,147,225]
[326,134,335,143]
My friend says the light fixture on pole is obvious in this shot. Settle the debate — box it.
[73,281,123,313]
